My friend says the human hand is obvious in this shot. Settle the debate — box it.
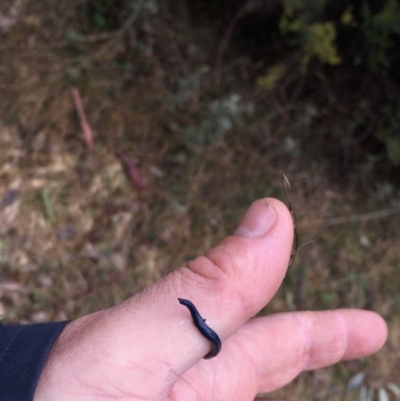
[34,199,387,401]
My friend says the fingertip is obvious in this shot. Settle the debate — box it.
[338,310,388,360]
[233,198,293,241]
[265,198,294,233]
[233,199,276,238]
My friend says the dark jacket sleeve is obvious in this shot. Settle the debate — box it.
[0,321,70,401]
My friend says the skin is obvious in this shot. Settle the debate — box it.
[34,198,387,401]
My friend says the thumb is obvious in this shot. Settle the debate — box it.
[175,197,293,358]
[35,198,293,400]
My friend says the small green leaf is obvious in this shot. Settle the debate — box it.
[41,189,55,223]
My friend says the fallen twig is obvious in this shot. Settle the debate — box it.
[115,149,147,190]
[304,206,400,227]
[71,87,94,152]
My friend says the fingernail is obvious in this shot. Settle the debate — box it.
[234,200,276,238]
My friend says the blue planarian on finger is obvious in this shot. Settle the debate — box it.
[178,298,221,359]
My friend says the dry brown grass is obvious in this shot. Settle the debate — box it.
[0,0,399,397]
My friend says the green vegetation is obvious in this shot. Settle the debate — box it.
[242,0,400,168]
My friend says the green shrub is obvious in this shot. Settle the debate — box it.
[278,0,400,70]
[256,0,400,167]
[180,94,253,148]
